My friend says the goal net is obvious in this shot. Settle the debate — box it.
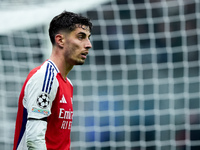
[0,0,200,150]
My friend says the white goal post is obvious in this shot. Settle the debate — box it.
[0,0,112,34]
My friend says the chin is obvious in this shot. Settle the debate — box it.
[75,61,85,65]
[70,58,85,65]
[76,63,84,65]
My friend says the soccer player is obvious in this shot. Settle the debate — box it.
[13,11,92,150]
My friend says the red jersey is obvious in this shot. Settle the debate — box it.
[13,60,73,150]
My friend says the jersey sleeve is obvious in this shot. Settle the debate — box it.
[23,63,59,119]
[23,62,59,150]
[26,120,47,150]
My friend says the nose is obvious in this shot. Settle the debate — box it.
[85,39,92,50]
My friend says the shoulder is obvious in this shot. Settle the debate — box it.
[38,60,59,77]
[26,60,60,94]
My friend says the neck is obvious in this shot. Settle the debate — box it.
[49,49,73,79]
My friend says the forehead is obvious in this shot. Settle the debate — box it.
[70,25,91,37]
[75,24,90,32]
[63,24,91,37]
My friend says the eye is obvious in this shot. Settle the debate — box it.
[77,33,86,40]
[78,35,84,40]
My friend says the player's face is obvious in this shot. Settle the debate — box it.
[63,25,92,65]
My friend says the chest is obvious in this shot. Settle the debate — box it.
[51,77,73,119]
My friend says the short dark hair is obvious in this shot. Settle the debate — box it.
[49,11,92,45]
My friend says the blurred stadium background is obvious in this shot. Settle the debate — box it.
[0,0,200,150]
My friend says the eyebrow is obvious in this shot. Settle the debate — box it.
[78,32,91,38]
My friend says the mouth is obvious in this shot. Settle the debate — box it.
[81,52,88,59]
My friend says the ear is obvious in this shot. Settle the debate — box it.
[55,34,64,48]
